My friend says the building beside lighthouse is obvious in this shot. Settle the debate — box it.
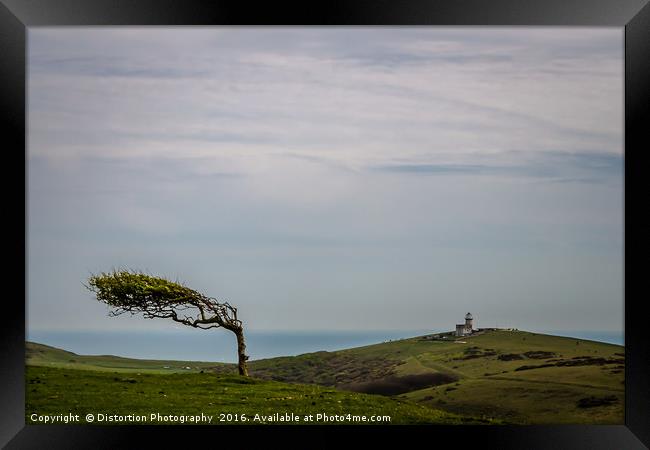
[455,312,474,336]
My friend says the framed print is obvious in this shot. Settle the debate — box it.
[1,0,648,448]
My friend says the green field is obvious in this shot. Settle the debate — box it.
[26,329,624,425]
[26,341,229,374]
[25,366,487,425]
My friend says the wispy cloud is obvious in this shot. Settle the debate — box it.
[29,28,622,169]
[371,151,623,185]
[27,28,624,333]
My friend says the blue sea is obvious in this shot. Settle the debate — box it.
[27,329,434,363]
[27,329,623,363]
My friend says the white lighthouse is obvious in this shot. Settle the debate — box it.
[455,312,474,336]
[465,312,473,330]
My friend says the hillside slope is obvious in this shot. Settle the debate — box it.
[26,341,231,374]
[247,329,624,424]
[26,365,490,425]
[27,329,624,424]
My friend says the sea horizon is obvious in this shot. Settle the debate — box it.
[27,328,624,363]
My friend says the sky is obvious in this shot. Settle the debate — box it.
[27,27,623,334]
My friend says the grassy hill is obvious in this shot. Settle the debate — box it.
[26,341,230,374]
[248,329,624,424]
[25,366,486,425]
[25,343,489,425]
[26,329,624,424]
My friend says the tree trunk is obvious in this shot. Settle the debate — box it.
[234,327,249,376]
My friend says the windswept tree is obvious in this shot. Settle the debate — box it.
[86,270,249,376]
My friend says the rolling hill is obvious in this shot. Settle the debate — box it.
[26,329,624,424]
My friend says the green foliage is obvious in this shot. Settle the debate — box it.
[87,270,204,311]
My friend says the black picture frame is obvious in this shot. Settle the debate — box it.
[1,0,648,448]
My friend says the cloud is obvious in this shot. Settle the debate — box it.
[371,151,623,185]
[27,28,624,333]
[29,28,622,169]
